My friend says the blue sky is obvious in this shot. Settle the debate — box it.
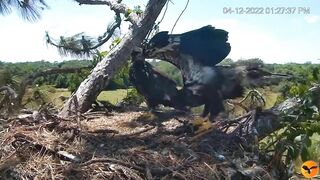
[0,0,319,63]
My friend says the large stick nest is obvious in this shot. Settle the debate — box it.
[0,107,294,179]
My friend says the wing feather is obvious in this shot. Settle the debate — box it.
[179,25,231,66]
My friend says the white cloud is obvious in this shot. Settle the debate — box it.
[305,15,319,24]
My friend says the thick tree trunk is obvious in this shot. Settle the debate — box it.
[58,0,167,118]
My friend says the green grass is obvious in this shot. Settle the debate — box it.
[23,86,132,110]
[97,89,132,104]
[259,87,281,109]
[308,133,320,162]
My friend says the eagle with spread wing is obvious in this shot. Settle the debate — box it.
[143,25,236,120]
[145,25,231,67]
[130,25,287,124]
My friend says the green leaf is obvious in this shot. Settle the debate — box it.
[125,9,133,17]
[301,146,310,162]
[306,136,312,147]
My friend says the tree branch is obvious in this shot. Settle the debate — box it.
[75,0,110,5]
[0,86,18,99]
[46,13,121,57]
[75,0,139,26]
[0,86,19,116]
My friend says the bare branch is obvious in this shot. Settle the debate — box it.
[74,0,139,26]
[0,86,18,116]
[75,0,110,5]
[80,157,144,171]
[0,86,18,99]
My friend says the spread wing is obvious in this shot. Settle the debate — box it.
[145,25,231,67]
[179,25,231,66]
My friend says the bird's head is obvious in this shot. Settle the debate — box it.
[144,31,176,58]
[147,31,170,49]
[131,47,144,62]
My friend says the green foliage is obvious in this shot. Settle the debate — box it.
[109,37,122,49]
[92,51,108,67]
[253,60,320,163]
[260,85,320,164]
[234,58,264,67]
[107,61,131,90]
[150,60,183,86]
[0,59,131,92]
[0,69,18,87]
[271,63,320,98]
[308,136,320,162]
[133,5,143,15]
[0,60,92,92]
[125,5,143,18]
[54,74,68,88]
[30,87,48,106]
[219,58,234,65]
[122,88,144,106]
[312,67,319,81]
[125,9,133,18]
[68,74,82,92]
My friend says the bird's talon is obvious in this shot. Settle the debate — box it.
[190,117,213,134]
